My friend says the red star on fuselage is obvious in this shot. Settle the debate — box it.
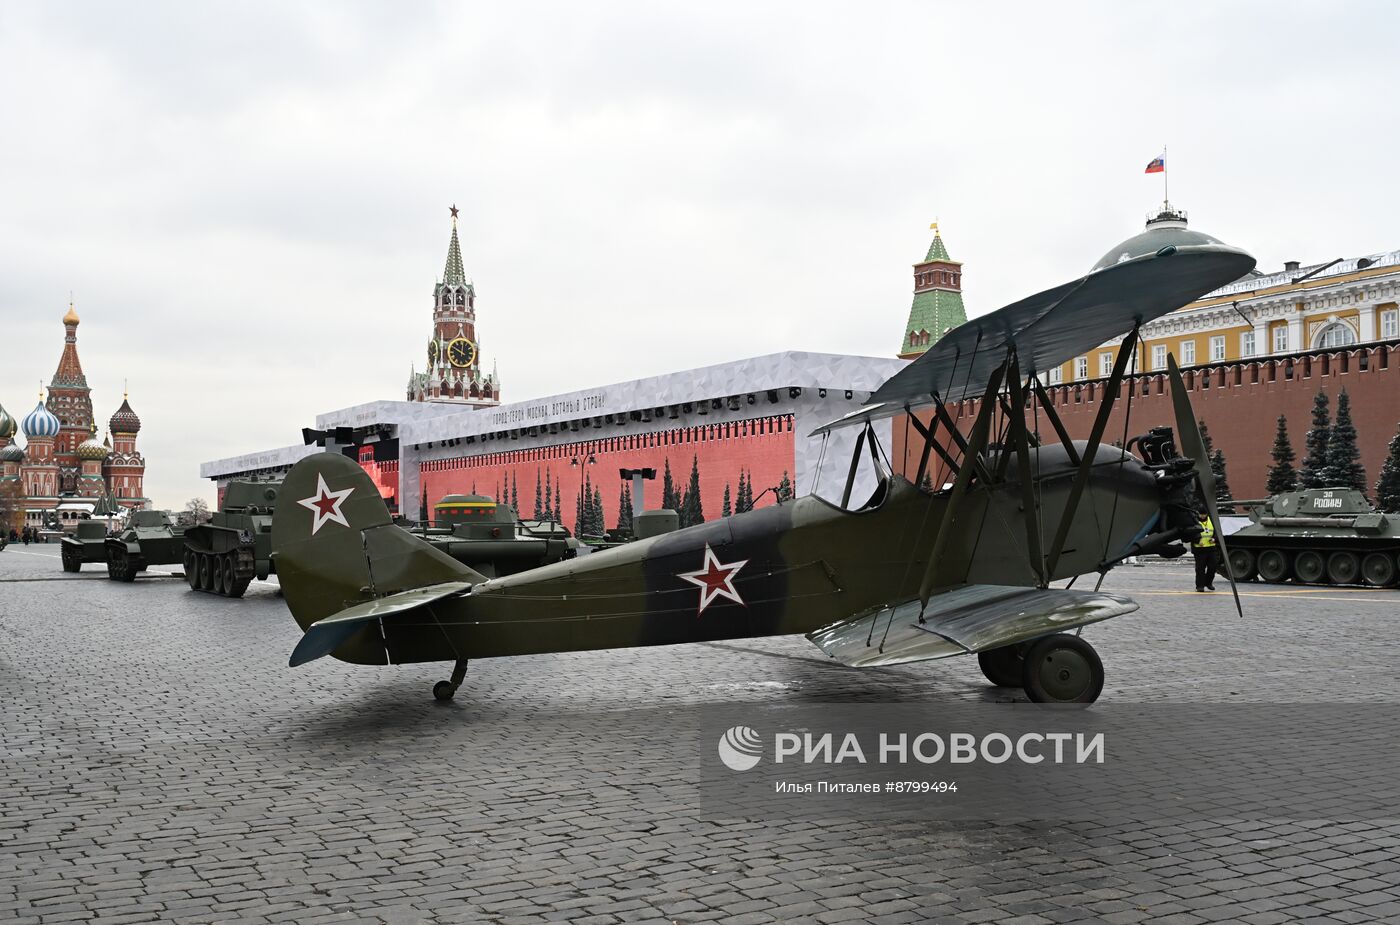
[678,544,749,616]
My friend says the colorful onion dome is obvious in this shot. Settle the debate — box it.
[0,403,15,439]
[109,396,141,435]
[22,400,60,438]
[0,443,24,463]
[76,432,109,460]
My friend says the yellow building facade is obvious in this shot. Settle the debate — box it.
[1046,209,1400,384]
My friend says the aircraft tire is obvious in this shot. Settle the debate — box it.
[433,681,456,701]
[977,646,1025,687]
[1022,634,1103,705]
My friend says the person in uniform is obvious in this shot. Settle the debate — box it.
[1192,510,1217,592]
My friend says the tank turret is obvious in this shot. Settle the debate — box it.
[182,477,283,597]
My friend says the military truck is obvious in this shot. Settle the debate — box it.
[1226,488,1400,587]
[59,521,110,572]
[106,511,187,582]
[183,478,281,598]
[407,494,577,577]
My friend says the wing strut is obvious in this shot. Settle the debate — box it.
[1044,327,1138,578]
[1031,380,1081,467]
[917,360,1006,608]
[1005,349,1046,586]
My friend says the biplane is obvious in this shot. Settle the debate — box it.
[271,224,1254,704]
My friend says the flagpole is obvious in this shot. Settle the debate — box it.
[1163,145,1169,207]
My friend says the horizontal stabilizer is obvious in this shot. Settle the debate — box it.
[289,581,473,667]
[807,585,1137,669]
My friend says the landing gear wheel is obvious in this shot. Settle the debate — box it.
[1294,550,1326,584]
[1022,634,1104,705]
[433,659,469,701]
[1362,552,1397,587]
[977,645,1025,687]
[1226,548,1256,582]
[1257,549,1289,583]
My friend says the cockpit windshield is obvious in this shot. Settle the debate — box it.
[810,422,896,513]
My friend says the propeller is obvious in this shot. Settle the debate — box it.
[1166,355,1243,618]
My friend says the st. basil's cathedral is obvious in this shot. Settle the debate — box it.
[0,304,149,533]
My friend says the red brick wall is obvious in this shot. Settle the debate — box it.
[894,345,1400,500]
[419,415,796,528]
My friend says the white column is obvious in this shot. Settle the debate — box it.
[1287,312,1305,353]
[1252,319,1269,357]
[1358,304,1376,343]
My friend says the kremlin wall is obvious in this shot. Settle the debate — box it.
[204,207,1400,526]
[0,306,149,534]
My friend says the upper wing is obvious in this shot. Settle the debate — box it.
[821,235,1255,436]
[806,584,1137,669]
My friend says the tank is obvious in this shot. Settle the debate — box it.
[405,494,578,578]
[105,511,187,581]
[59,521,110,572]
[182,478,282,597]
[1226,488,1400,587]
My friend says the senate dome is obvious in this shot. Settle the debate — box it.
[109,396,141,435]
[21,400,60,439]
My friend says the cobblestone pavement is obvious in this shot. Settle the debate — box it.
[3,544,1400,924]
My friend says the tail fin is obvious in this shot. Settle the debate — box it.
[272,452,481,664]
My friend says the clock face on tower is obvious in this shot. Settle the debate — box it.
[447,337,477,369]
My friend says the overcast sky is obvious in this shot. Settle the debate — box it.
[2,1,1397,510]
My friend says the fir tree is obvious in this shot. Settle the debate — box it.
[618,485,634,531]
[1300,390,1331,489]
[680,455,704,527]
[1266,414,1298,494]
[1325,389,1366,493]
[1375,424,1400,513]
[1197,419,1215,458]
[420,489,429,525]
[575,488,584,537]
[778,470,793,502]
[919,473,934,492]
[662,458,680,512]
[722,484,732,518]
[737,470,753,513]
[534,471,543,519]
[511,473,520,515]
[593,486,605,535]
[1210,449,1234,512]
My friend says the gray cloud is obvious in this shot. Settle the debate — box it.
[1,1,1397,509]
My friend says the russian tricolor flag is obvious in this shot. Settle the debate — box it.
[1144,154,1166,174]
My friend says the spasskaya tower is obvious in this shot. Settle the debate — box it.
[407,206,501,406]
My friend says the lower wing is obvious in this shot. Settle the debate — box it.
[806,584,1136,669]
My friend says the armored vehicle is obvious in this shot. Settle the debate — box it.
[1226,488,1400,587]
[183,478,282,597]
[60,521,110,572]
[407,494,577,578]
[106,511,186,581]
